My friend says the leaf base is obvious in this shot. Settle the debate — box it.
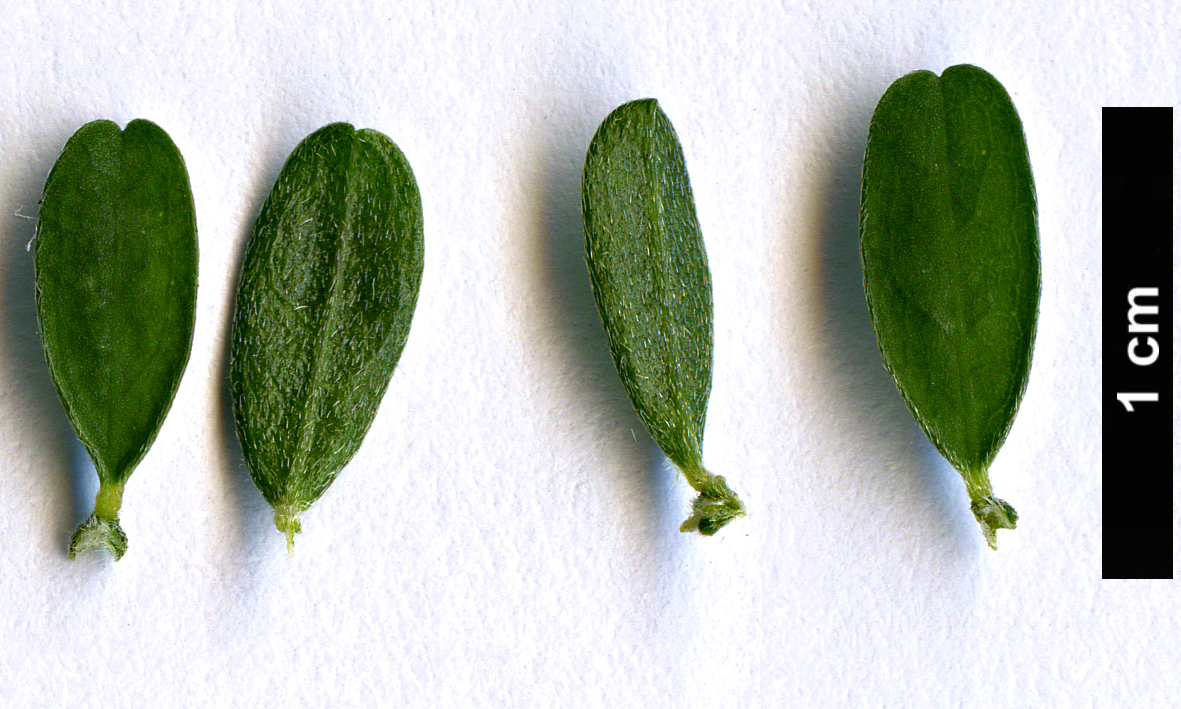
[969,495,1018,550]
[274,504,304,555]
[69,514,128,560]
[680,473,746,536]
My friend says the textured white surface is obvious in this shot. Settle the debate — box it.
[0,1,1175,706]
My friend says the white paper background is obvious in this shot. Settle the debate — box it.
[0,1,1176,706]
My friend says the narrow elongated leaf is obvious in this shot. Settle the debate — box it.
[35,119,198,560]
[582,98,744,535]
[860,65,1039,548]
[230,123,424,552]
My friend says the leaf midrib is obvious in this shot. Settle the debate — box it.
[642,102,701,462]
[286,135,355,501]
[938,77,974,468]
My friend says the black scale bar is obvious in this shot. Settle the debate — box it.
[1102,107,1173,579]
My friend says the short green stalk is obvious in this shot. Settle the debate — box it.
[274,502,304,555]
[962,466,1018,550]
[69,480,128,560]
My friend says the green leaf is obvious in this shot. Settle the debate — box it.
[859,65,1039,549]
[230,123,424,553]
[582,98,744,535]
[34,119,199,560]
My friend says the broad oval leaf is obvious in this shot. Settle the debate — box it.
[230,123,424,551]
[582,99,744,535]
[35,119,199,559]
[860,65,1039,548]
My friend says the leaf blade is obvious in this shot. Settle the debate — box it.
[230,123,424,548]
[35,119,198,484]
[582,98,713,469]
[860,65,1039,547]
[582,99,744,535]
[34,118,198,559]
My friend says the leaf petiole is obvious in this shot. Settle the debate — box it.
[69,479,128,560]
[273,501,304,555]
[961,466,1017,550]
